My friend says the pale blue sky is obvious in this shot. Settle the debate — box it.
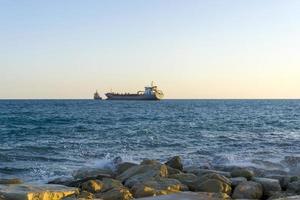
[1,0,299,99]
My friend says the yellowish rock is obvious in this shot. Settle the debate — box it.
[0,184,78,200]
[131,178,188,198]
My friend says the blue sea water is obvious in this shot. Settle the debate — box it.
[0,100,300,182]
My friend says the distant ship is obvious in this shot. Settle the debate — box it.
[105,82,164,100]
[93,90,102,100]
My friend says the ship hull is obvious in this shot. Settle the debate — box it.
[105,93,162,100]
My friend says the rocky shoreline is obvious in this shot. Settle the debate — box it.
[1,156,300,200]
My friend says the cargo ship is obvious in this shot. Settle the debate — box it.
[105,83,164,100]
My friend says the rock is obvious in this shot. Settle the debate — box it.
[101,178,124,192]
[136,191,231,200]
[184,167,231,178]
[117,164,168,188]
[287,180,300,194]
[0,183,78,200]
[165,156,183,171]
[131,178,188,198]
[231,168,254,180]
[195,173,232,186]
[267,175,292,190]
[230,177,247,188]
[48,177,74,185]
[169,173,197,190]
[166,166,182,175]
[73,168,114,180]
[116,162,138,175]
[141,159,161,166]
[253,177,282,197]
[0,178,23,184]
[81,180,103,193]
[232,181,263,199]
[193,179,231,194]
[95,186,133,200]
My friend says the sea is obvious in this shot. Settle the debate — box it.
[0,100,300,182]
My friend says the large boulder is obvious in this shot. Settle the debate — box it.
[195,173,231,186]
[95,186,133,200]
[116,162,138,175]
[232,181,263,199]
[169,173,198,190]
[0,184,78,200]
[184,167,231,178]
[81,180,103,193]
[101,178,124,192]
[131,178,188,198]
[135,191,231,200]
[231,168,254,180]
[193,179,231,194]
[72,168,114,180]
[165,156,183,171]
[253,177,282,197]
[117,164,168,188]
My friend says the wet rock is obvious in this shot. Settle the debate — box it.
[136,191,231,200]
[166,166,182,175]
[165,156,183,171]
[117,163,168,188]
[131,178,188,198]
[230,177,247,188]
[73,168,114,180]
[116,162,138,175]
[168,173,198,190]
[48,177,74,185]
[287,180,300,194]
[253,177,282,197]
[95,186,133,200]
[0,183,78,200]
[184,167,231,178]
[0,178,23,184]
[232,181,263,199]
[231,168,254,180]
[101,178,124,192]
[81,180,103,193]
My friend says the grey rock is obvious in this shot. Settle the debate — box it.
[231,168,254,180]
[165,156,183,171]
[232,181,263,199]
[253,177,282,197]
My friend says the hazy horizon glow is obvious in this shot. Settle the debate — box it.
[1,0,300,99]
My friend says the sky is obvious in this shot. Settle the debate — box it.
[0,0,299,99]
